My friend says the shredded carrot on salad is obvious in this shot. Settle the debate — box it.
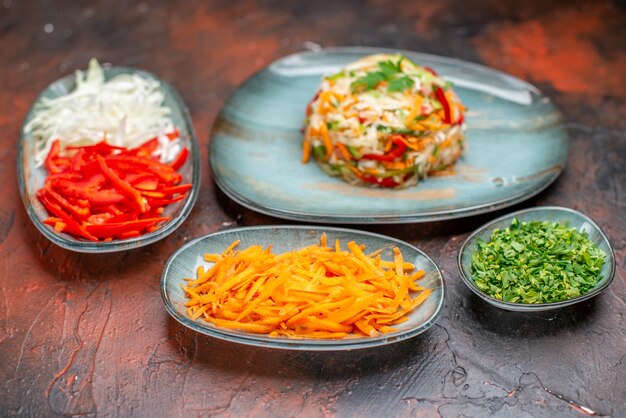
[182,234,430,339]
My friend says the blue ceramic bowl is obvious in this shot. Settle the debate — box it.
[210,47,569,224]
[457,207,616,311]
[17,66,200,253]
[161,226,445,350]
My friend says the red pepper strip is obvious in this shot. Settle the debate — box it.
[423,66,438,76]
[95,155,147,213]
[70,148,86,172]
[148,168,182,184]
[456,112,465,125]
[67,141,125,156]
[52,175,107,199]
[117,230,142,239]
[362,136,408,161]
[85,217,169,238]
[133,177,160,191]
[169,148,188,171]
[74,199,90,209]
[38,194,98,241]
[47,172,81,181]
[361,175,398,188]
[158,184,193,196]
[125,138,159,157]
[105,213,137,223]
[126,172,155,184]
[146,193,186,207]
[45,139,62,174]
[87,213,115,225]
[43,217,68,233]
[435,87,452,124]
[43,217,62,225]
[166,129,180,141]
[42,186,90,219]
[106,155,175,171]
[87,189,128,205]
[141,191,166,198]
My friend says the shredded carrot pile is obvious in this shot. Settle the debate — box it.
[182,234,430,339]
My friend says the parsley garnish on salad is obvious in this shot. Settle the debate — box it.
[351,57,415,93]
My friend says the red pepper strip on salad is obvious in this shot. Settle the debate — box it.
[361,175,398,188]
[435,87,452,124]
[362,135,408,161]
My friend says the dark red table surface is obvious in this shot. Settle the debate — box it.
[1,1,625,417]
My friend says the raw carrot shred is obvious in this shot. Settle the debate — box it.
[182,234,430,339]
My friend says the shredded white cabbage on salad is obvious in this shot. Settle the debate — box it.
[25,59,181,166]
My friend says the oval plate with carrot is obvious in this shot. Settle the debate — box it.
[161,226,444,350]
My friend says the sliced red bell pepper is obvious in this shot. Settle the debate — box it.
[70,148,86,172]
[125,137,159,157]
[39,137,191,242]
[133,177,160,191]
[169,148,188,171]
[41,186,90,219]
[106,155,174,171]
[158,184,193,196]
[45,139,63,174]
[361,175,398,188]
[38,194,98,241]
[423,66,438,76]
[85,217,170,238]
[95,155,147,213]
[67,141,125,156]
[87,189,128,205]
[435,86,452,124]
[165,129,180,141]
[362,136,407,162]
[146,193,187,207]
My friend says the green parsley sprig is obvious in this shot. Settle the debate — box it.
[470,218,606,304]
[350,57,415,93]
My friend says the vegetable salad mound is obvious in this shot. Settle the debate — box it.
[302,53,466,189]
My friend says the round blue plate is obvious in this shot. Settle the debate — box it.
[210,47,569,223]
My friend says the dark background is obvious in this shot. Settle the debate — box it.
[0,1,624,417]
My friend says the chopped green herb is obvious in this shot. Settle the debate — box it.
[433,145,439,156]
[378,59,403,77]
[388,76,415,92]
[351,56,416,93]
[351,71,386,92]
[470,218,606,304]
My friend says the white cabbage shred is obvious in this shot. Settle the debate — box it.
[25,59,180,166]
